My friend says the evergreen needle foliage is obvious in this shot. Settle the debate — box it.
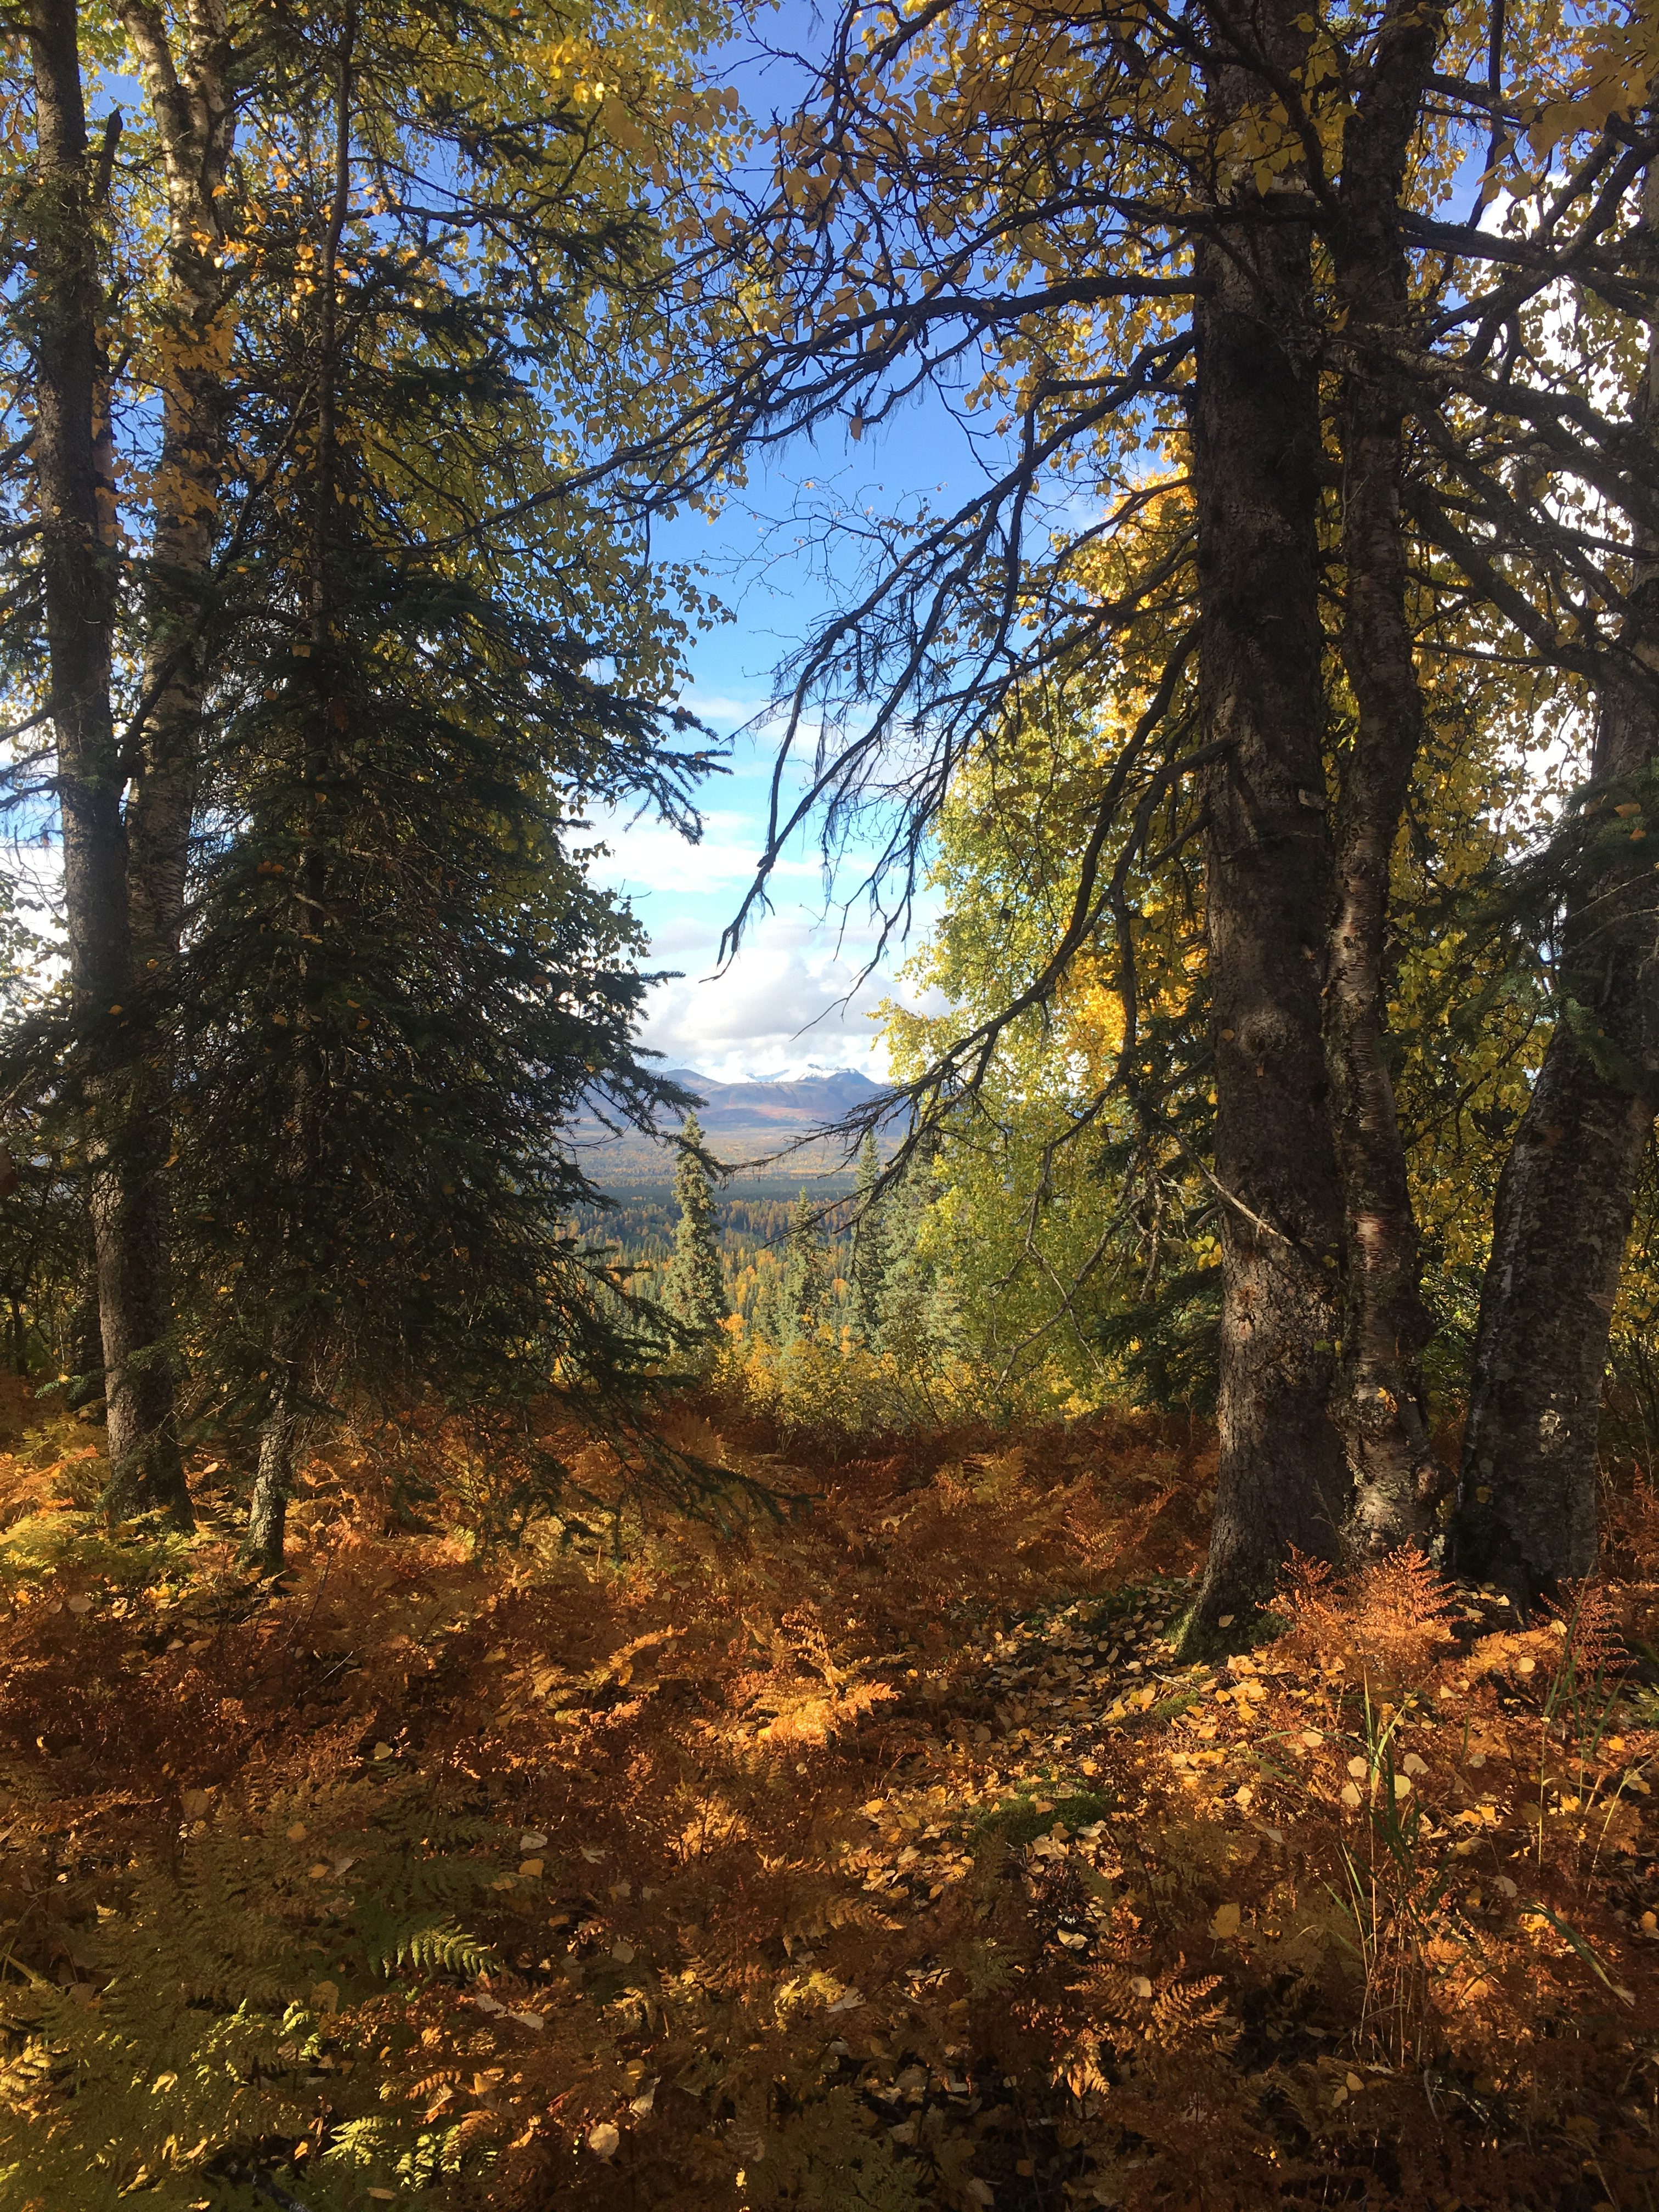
[659,1110,730,1365]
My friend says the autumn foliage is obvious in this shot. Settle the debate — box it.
[0,1386,1651,2209]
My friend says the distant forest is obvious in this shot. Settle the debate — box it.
[571,1177,856,1331]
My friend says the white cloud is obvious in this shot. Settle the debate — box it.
[588,806,823,903]
[634,926,937,1083]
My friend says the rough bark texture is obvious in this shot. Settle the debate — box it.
[1192,0,1349,1629]
[28,0,188,1520]
[244,1381,300,1574]
[1326,0,1448,1556]
[1448,171,1659,1600]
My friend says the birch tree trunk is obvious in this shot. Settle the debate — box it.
[27,0,188,1521]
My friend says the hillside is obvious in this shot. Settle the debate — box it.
[573,1067,890,1178]
[1,1394,1656,2209]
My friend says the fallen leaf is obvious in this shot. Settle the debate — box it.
[589,2121,620,2159]
[1210,1901,1241,1938]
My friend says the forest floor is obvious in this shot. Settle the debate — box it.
[0,1387,1655,2210]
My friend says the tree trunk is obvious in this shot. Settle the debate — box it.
[244,9,353,1573]
[244,1381,300,1574]
[120,0,235,972]
[65,1195,102,1409]
[1325,0,1449,1556]
[1191,0,1348,1631]
[27,0,188,1521]
[1448,174,1659,1603]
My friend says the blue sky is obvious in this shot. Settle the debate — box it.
[589,385,969,1086]
[581,2,972,1084]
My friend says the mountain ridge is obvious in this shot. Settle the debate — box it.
[573,1064,891,1176]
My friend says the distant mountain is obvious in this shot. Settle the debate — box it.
[658,1066,885,1135]
[571,1066,892,1178]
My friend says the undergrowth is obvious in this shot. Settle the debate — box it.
[0,1391,1655,2209]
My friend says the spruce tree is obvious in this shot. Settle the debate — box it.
[776,1192,828,1351]
[151,0,716,1567]
[661,1111,729,1364]
[848,1132,889,1347]
[876,1161,962,1375]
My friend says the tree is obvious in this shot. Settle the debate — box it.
[776,1193,828,1351]
[1446,172,1659,1594]
[149,0,724,1567]
[618,0,1659,1612]
[0,0,732,1542]
[22,0,189,1519]
[847,1131,889,1346]
[874,1163,950,1377]
[661,1110,729,1361]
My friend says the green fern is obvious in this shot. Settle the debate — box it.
[0,1775,512,2208]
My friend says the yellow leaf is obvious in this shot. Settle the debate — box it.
[287,1822,307,1842]
[1347,1756,1368,1779]
[589,2121,620,2158]
[1340,1782,1362,1809]
[1210,1901,1241,1938]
